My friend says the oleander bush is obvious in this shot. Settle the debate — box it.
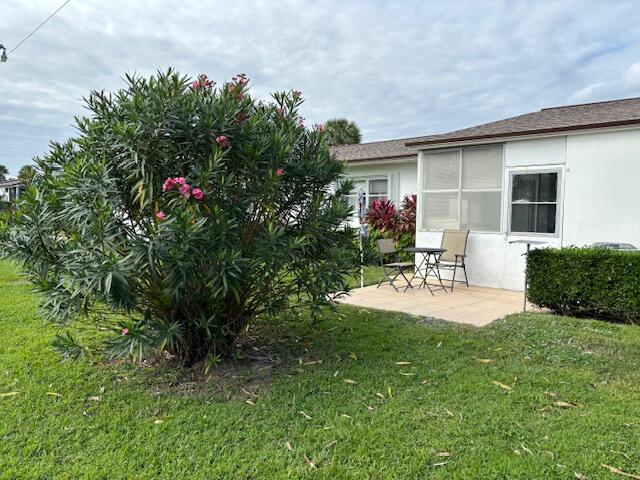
[527,247,640,323]
[0,69,357,362]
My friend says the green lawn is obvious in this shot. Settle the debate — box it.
[346,265,386,288]
[2,260,640,479]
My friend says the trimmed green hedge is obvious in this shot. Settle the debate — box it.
[527,247,640,323]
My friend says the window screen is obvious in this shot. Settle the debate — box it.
[421,191,459,230]
[423,150,459,190]
[421,145,503,231]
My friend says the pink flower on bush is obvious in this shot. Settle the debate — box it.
[155,211,166,221]
[179,183,191,199]
[314,123,325,131]
[162,176,204,201]
[297,117,305,128]
[163,176,188,192]
[191,75,214,89]
[233,73,249,86]
[162,178,176,191]
[216,135,230,149]
[275,107,284,116]
[191,188,204,200]
[226,83,244,100]
[121,328,129,336]
[276,168,285,177]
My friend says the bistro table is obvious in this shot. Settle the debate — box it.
[403,247,447,295]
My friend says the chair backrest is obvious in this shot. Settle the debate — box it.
[440,229,469,262]
[376,238,397,255]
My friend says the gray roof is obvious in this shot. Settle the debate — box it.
[334,97,640,162]
[331,136,429,163]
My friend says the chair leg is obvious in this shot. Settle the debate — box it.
[462,263,469,287]
[450,264,457,291]
[388,268,401,292]
[400,268,414,292]
[377,266,392,288]
[434,264,447,293]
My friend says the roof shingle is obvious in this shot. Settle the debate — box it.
[331,136,428,162]
[406,97,640,147]
[333,97,640,162]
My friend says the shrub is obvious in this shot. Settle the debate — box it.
[0,70,356,362]
[396,194,416,237]
[363,194,416,263]
[365,199,398,235]
[527,247,640,323]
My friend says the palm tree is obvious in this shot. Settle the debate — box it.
[18,165,37,187]
[324,118,362,146]
[0,164,8,182]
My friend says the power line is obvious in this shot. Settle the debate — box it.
[8,0,72,55]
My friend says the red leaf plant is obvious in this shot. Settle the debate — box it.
[365,199,399,235]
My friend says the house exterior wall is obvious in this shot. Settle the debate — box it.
[344,158,418,205]
[0,184,22,202]
[416,127,640,291]
[563,129,640,247]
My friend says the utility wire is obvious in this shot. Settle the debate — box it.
[8,0,72,54]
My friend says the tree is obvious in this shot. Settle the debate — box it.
[324,118,362,146]
[0,70,356,363]
[17,165,37,187]
[0,165,8,182]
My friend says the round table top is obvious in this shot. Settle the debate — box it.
[403,247,447,254]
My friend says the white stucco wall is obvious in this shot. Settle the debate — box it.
[563,128,640,247]
[416,127,640,291]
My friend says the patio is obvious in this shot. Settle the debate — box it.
[340,280,528,327]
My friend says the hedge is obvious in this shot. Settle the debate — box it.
[527,247,640,323]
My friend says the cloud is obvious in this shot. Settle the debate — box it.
[568,61,640,102]
[2,0,640,175]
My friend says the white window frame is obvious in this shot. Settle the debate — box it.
[345,175,391,221]
[507,167,563,238]
[418,145,504,233]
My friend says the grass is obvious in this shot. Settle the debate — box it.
[345,265,385,289]
[2,260,640,479]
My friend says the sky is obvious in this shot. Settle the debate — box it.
[2,0,640,176]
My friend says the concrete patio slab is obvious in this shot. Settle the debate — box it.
[339,280,529,327]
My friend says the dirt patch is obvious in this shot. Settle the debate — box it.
[135,323,315,401]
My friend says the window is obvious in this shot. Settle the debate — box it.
[345,177,389,213]
[509,171,559,234]
[420,145,503,232]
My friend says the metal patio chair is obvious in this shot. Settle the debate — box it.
[376,239,414,292]
[435,229,470,291]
